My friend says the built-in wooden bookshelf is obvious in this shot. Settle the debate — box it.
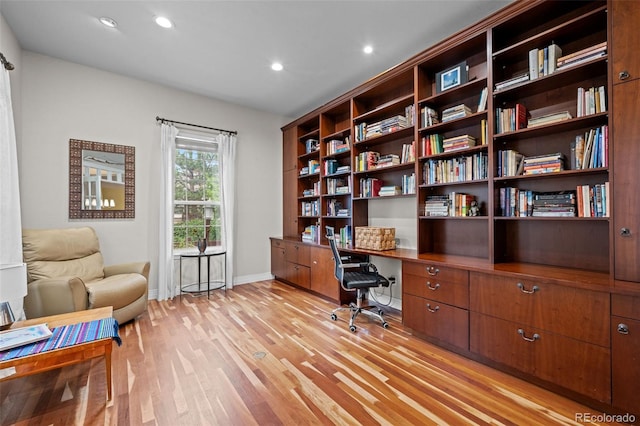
[276,0,639,416]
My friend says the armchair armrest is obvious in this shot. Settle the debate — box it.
[104,261,150,281]
[23,276,88,319]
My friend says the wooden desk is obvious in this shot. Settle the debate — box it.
[0,307,115,400]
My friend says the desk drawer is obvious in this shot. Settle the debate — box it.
[404,294,469,351]
[284,242,310,266]
[403,273,469,308]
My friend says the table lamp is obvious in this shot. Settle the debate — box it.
[0,263,28,330]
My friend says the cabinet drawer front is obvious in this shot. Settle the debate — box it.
[403,261,468,282]
[612,294,640,320]
[469,272,610,347]
[404,294,468,350]
[403,273,469,308]
[271,239,285,248]
[284,242,310,266]
[471,313,611,403]
[612,316,640,414]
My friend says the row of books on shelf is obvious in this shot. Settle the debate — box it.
[572,125,608,170]
[498,186,608,217]
[301,224,321,244]
[359,176,415,197]
[577,85,606,117]
[326,137,350,155]
[302,182,320,197]
[354,105,415,142]
[497,150,566,177]
[424,193,479,217]
[304,138,319,154]
[336,225,351,245]
[420,90,488,129]
[300,159,320,176]
[354,146,414,172]
[324,159,350,175]
[326,177,350,195]
[301,200,319,217]
[495,104,528,133]
[422,152,488,185]
[495,42,606,92]
[326,199,350,217]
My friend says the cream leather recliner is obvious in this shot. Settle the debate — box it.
[22,227,150,324]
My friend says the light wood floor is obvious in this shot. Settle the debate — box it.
[0,280,627,425]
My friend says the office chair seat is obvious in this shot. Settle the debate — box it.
[343,271,389,289]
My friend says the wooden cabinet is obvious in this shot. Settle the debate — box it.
[470,271,611,403]
[402,261,469,350]
[309,246,337,301]
[270,239,286,280]
[611,294,640,416]
[611,0,640,85]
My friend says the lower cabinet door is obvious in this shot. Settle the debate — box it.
[403,294,468,350]
[612,316,640,415]
[471,313,611,403]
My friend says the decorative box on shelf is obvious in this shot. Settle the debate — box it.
[355,227,396,251]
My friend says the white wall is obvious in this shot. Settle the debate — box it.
[18,51,288,298]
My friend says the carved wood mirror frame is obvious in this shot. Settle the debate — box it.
[69,139,135,219]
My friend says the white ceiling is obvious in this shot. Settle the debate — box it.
[1,0,513,119]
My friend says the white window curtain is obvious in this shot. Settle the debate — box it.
[219,132,237,289]
[158,123,178,300]
[0,65,28,319]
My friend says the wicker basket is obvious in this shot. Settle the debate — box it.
[355,227,396,251]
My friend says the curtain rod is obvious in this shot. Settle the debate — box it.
[0,52,15,71]
[156,116,237,136]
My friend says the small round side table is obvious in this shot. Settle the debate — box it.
[179,250,227,299]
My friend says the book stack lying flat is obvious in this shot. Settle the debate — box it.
[532,191,576,217]
[527,111,572,128]
[421,106,440,127]
[442,104,472,122]
[424,195,450,217]
[379,185,402,197]
[364,115,410,139]
[523,152,564,175]
[494,72,529,91]
[442,134,476,153]
[376,154,400,168]
[557,41,607,71]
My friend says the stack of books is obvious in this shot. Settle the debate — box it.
[527,111,572,128]
[421,106,439,127]
[494,72,529,91]
[324,159,338,175]
[529,43,563,79]
[523,152,564,175]
[441,104,472,122]
[326,199,342,217]
[359,178,382,198]
[336,165,351,173]
[307,159,320,174]
[326,177,350,195]
[355,151,380,172]
[557,41,607,71]
[422,152,488,184]
[379,185,402,197]
[531,192,576,217]
[301,224,320,243]
[442,134,476,153]
[301,200,319,217]
[358,112,413,141]
[305,139,319,154]
[424,195,450,217]
[376,154,400,168]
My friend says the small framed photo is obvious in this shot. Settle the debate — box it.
[436,61,468,93]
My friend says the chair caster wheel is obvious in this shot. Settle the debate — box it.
[330,313,337,321]
[382,322,389,329]
[349,325,356,332]
[378,309,384,316]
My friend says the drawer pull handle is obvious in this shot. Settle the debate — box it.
[517,282,539,294]
[620,228,632,237]
[617,323,630,335]
[426,282,440,291]
[426,266,439,276]
[517,329,540,342]
[426,303,439,313]
[619,70,630,80]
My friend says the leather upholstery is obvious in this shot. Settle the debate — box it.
[22,227,150,324]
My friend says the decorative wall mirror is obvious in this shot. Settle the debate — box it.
[69,139,135,219]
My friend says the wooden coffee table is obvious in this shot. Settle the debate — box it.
[0,307,116,400]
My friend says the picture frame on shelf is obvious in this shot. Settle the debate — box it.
[436,61,468,93]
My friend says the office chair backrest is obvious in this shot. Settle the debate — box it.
[325,226,343,282]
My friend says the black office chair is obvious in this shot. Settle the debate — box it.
[326,226,390,332]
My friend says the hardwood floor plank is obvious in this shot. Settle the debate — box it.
[0,280,629,425]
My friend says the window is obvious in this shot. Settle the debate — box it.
[173,131,222,250]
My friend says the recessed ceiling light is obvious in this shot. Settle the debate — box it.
[271,62,284,71]
[363,45,374,54]
[99,17,117,28]
[155,16,173,29]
